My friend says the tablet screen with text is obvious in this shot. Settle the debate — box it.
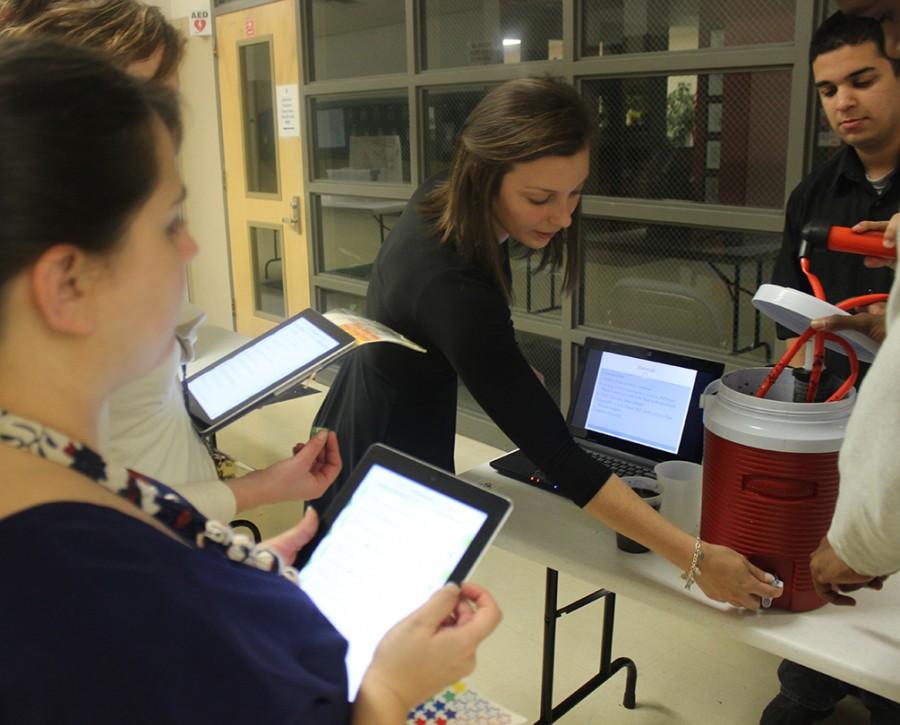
[185,309,354,432]
[296,446,511,701]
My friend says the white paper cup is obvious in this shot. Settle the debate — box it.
[654,460,703,534]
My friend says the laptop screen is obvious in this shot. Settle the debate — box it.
[568,339,724,464]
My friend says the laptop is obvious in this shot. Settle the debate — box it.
[490,337,724,494]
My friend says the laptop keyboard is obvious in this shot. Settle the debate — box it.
[585,449,653,478]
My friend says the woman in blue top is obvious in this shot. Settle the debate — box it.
[0,38,499,724]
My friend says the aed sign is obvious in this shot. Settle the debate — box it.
[190,9,211,36]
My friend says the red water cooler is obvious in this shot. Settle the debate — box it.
[700,367,856,611]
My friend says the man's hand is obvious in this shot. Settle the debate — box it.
[810,311,887,343]
[809,537,886,606]
[849,218,897,270]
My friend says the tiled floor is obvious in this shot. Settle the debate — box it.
[217,384,873,724]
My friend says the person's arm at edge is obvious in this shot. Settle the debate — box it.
[171,478,238,522]
[823,273,900,579]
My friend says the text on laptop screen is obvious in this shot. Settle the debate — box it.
[298,463,488,701]
[586,351,698,455]
[188,317,340,420]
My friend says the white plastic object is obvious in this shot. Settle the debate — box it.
[701,369,855,453]
[752,284,880,363]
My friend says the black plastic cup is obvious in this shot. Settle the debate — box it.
[616,476,664,554]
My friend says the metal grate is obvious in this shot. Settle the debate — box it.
[580,217,780,362]
[314,289,367,385]
[422,85,494,179]
[307,0,406,81]
[582,70,792,207]
[422,0,563,69]
[509,244,562,320]
[310,94,411,184]
[581,0,795,56]
[315,193,405,280]
[319,288,366,315]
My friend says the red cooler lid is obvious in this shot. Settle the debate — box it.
[752,284,880,363]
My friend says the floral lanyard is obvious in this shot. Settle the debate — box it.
[0,409,300,585]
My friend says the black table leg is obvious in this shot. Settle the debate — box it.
[539,568,559,720]
[536,567,637,724]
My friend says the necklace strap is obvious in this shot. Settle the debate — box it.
[0,409,300,583]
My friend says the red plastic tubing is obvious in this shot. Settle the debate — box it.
[754,260,888,402]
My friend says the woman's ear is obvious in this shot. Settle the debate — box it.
[29,245,100,336]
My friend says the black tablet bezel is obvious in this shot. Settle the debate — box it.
[294,444,512,583]
[185,308,356,434]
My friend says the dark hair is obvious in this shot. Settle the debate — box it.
[810,11,900,74]
[419,77,596,298]
[0,38,182,295]
[0,0,185,81]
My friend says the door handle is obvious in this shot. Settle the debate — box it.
[281,195,301,233]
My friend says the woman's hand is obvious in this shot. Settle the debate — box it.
[262,429,341,501]
[355,582,501,721]
[693,542,783,610]
[584,477,784,610]
[228,430,342,511]
[849,217,898,270]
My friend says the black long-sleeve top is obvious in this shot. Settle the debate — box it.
[772,146,895,381]
[314,175,611,507]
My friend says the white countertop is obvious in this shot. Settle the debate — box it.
[461,463,900,702]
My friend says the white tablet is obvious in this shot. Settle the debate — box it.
[184,308,355,434]
[295,444,512,701]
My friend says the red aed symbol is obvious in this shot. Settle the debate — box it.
[245,19,256,37]
[193,18,207,33]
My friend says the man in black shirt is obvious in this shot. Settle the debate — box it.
[772,12,897,384]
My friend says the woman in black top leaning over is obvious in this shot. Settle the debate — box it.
[315,77,781,609]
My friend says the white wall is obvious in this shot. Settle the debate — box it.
[153,0,234,330]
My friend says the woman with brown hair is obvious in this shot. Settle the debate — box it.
[0,36,499,724]
[1,0,346,524]
[0,0,184,80]
[314,77,783,609]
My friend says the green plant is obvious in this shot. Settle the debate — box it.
[666,82,695,147]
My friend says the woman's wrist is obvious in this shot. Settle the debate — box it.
[656,526,702,572]
[225,469,283,513]
[585,475,699,571]
[354,674,412,725]
[225,477,259,513]
[680,536,704,590]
